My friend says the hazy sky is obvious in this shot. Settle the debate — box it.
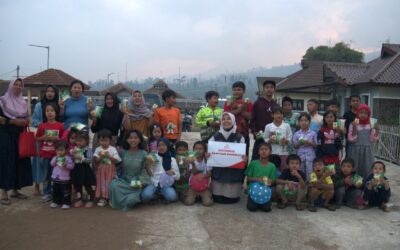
[1,0,399,82]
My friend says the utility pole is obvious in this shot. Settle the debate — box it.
[17,65,20,78]
[28,44,50,69]
[125,62,128,83]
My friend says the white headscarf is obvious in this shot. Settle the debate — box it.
[218,112,237,140]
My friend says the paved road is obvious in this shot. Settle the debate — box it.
[0,132,399,250]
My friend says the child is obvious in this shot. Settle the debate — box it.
[153,89,181,144]
[196,91,223,142]
[332,158,364,209]
[148,123,163,153]
[185,141,213,206]
[35,103,64,202]
[317,111,343,167]
[245,142,277,212]
[264,107,292,171]
[250,80,279,160]
[141,138,180,203]
[66,127,79,153]
[209,112,247,204]
[343,95,361,156]
[282,96,299,137]
[308,158,336,212]
[347,104,379,178]
[307,99,323,133]
[174,141,190,202]
[70,131,96,208]
[292,113,317,180]
[49,141,74,209]
[364,161,391,212]
[276,154,307,210]
[93,129,122,207]
[224,81,253,156]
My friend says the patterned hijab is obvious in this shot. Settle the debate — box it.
[127,91,152,121]
[0,78,28,119]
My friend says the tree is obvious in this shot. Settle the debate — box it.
[303,42,364,63]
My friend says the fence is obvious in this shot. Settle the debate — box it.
[373,125,400,165]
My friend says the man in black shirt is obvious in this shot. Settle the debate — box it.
[343,95,361,157]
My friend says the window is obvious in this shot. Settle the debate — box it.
[292,99,304,111]
[318,100,330,112]
[360,94,370,106]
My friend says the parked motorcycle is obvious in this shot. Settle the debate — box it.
[182,114,192,132]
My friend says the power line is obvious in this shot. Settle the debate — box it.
[0,68,16,77]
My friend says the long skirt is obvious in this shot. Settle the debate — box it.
[95,163,116,199]
[211,180,242,204]
[0,124,32,191]
[109,178,142,211]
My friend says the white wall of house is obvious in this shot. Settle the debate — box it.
[275,92,332,112]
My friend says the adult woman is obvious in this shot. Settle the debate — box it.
[122,90,152,138]
[0,78,33,205]
[31,85,60,198]
[59,80,92,129]
[209,112,246,204]
[91,92,123,148]
[108,129,151,211]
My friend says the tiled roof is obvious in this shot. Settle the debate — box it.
[144,79,185,99]
[99,83,134,96]
[381,43,400,57]
[23,68,90,89]
[276,61,326,90]
[324,62,368,84]
[371,52,400,84]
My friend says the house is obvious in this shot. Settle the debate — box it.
[22,68,90,99]
[258,43,400,124]
[323,43,400,124]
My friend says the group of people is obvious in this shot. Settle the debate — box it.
[0,78,391,213]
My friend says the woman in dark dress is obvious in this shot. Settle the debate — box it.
[0,78,33,205]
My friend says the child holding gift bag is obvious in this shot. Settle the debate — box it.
[347,104,379,178]
[185,141,213,206]
[141,138,180,203]
[35,103,64,202]
[49,141,74,209]
[264,107,292,171]
[292,113,317,181]
[363,161,391,212]
[93,129,121,207]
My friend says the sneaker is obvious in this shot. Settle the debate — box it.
[41,194,52,203]
[50,202,60,208]
[97,199,107,207]
[61,204,70,209]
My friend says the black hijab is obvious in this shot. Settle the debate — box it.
[157,137,172,171]
[41,85,60,122]
[100,92,123,135]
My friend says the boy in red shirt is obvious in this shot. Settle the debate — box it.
[153,89,181,144]
[224,81,252,156]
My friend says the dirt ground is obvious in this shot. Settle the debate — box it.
[1,132,400,250]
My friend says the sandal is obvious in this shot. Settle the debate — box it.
[10,192,28,199]
[277,202,287,209]
[73,200,83,208]
[381,204,390,212]
[84,201,95,208]
[296,204,305,211]
[307,204,317,212]
[322,204,336,211]
[1,198,11,205]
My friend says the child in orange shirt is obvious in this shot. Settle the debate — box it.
[153,89,181,145]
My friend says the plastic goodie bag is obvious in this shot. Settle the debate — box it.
[159,172,175,188]
[249,182,272,205]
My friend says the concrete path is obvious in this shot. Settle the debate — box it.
[0,132,399,250]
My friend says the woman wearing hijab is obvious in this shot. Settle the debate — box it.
[91,92,124,148]
[0,78,33,205]
[31,85,60,198]
[209,112,247,204]
[122,90,153,138]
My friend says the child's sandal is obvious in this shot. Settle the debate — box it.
[381,204,390,212]
[307,204,317,212]
[73,199,83,208]
[296,204,305,211]
[277,202,287,209]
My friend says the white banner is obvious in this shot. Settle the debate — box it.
[207,141,246,168]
